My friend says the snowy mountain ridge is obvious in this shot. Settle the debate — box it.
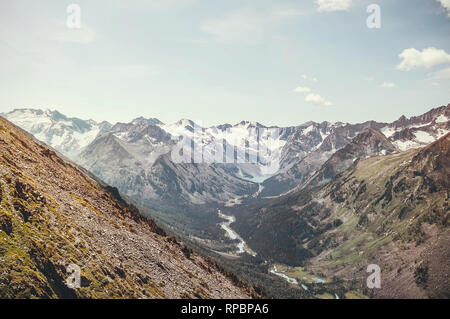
[1,104,448,212]
[0,108,112,158]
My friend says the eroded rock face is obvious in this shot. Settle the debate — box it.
[0,117,255,299]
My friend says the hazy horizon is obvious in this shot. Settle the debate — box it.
[1,102,449,128]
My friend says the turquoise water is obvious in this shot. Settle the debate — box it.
[247,175,271,183]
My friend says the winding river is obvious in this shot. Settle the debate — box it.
[269,265,340,298]
[218,210,256,256]
[270,266,299,285]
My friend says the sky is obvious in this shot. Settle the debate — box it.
[0,0,449,127]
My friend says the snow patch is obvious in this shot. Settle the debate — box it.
[380,126,396,138]
[303,125,314,135]
[394,140,421,151]
[414,131,435,144]
[435,114,448,123]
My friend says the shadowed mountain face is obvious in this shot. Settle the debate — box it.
[76,128,258,212]
[2,105,448,217]
[73,119,337,213]
[234,133,449,298]
[0,117,254,299]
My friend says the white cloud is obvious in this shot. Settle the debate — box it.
[430,66,450,80]
[202,11,265,45]
[316,0,353,12]
[201,7,304,45]
[396,47,450,71]
[380,82,396,88]
[293,86,311,93]
[436,0,450,17]
[301,74,319,82]
[305,93,332,107]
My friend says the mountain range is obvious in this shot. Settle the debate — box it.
[1,103,449,298]
[2,105,448,217]
[0,116,255,298]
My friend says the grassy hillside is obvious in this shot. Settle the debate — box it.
[0,117,256,299]
[234,133,449,298]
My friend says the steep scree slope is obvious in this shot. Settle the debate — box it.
[0,117,254,299]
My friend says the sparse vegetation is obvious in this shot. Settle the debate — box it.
[0,117,255,299]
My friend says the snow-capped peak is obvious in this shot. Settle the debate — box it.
[131,117,163,126]
[379,104,449,151]
[1,108,112,158]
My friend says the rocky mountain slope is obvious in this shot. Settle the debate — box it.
[0,117,255,299]
[234,132,450,298]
